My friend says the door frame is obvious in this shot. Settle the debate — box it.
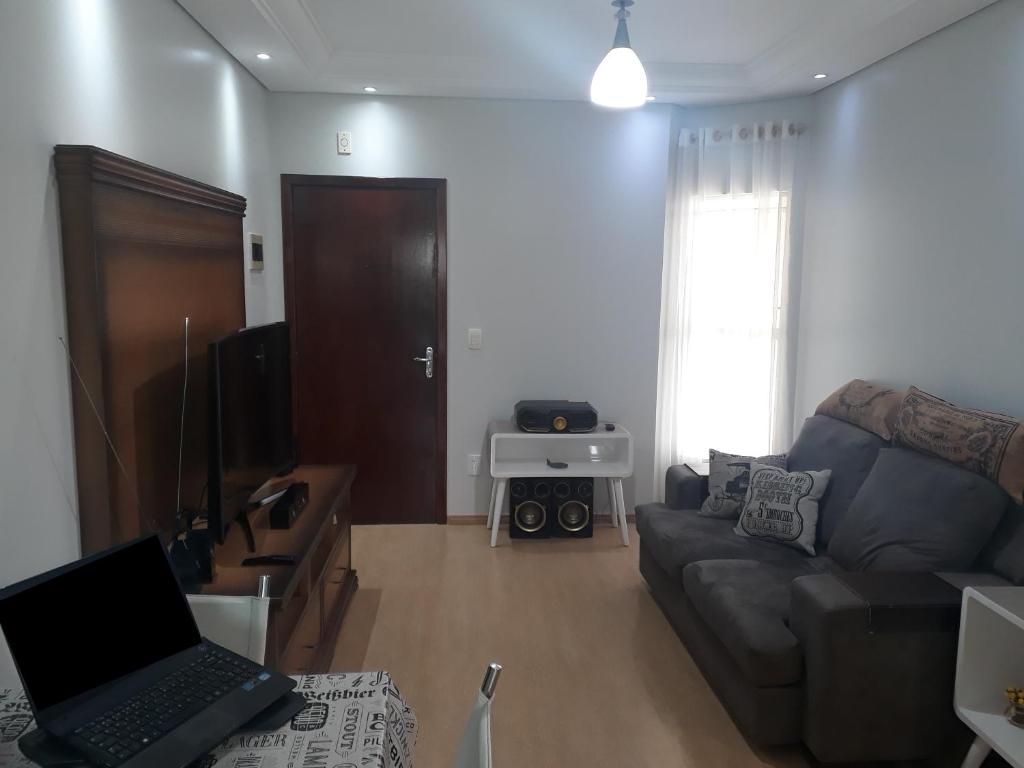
[280,174,448,524]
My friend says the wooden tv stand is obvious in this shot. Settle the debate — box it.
[196,465,357,673]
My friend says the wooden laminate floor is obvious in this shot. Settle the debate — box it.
[330,523,809,768]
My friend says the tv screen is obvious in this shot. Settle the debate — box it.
[208,321,294,544]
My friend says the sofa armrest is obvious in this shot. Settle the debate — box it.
[789,573,965,764]
[664,464,708,510]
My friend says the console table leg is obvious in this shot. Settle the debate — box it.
[606,477,618,527]
[486,478,497,528]
[490,479,507,548]
[613,479,629,546]
[960,735,991,768]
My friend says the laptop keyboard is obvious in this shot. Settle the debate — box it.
[73,646,261,765]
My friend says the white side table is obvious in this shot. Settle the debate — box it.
[485,420,633,548]
[954,586,1024,768]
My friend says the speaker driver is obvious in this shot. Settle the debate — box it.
[514,501,547,533]
[552,415,568,431]
[577,480,593,496]
[554,481,571,499]
[510,480,528,499]
[557,501,590,533]
[533,481,551,498]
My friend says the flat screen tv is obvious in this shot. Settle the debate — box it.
[207,321,295,545]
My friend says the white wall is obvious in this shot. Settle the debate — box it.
[268,94,674,518]
[0,0,276,686]
[795,0,1024,424]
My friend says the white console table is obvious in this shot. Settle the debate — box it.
[955,586,1024,768]
[485,420,634,548]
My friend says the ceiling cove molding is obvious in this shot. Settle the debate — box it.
[747,0,919,85]
[250,0,331,74]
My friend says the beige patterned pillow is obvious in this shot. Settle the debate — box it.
[815,379,905,441]
[893,386,1024,503]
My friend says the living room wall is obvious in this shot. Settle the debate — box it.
[794,0,1024,426]
[268,93,674,519]
[0,0,277,686]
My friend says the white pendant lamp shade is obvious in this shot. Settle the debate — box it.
[590,3,648,109]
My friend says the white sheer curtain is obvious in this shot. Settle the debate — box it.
[654,122,802,498]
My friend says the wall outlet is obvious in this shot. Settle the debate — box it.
[468,454,481,476]
[467,328,482,350]
[337,131,352,155]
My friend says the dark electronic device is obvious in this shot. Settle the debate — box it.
[508,478,594,539]
[208,322,296,551]
[0,535,296,768]
[514,400,598,433]
[545,459,568,469]
[605,423,615,432]
[269,481,308,530]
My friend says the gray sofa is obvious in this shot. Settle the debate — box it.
[636,414,1024,764]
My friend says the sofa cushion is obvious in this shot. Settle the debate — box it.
[788,415,886,547]
[683,558,835,687]
[976,502,1024,585]
[635,504,809,580]
[828,448,1009,572]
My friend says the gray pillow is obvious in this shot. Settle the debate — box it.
[828,448,1009,572]
[699,449,787,519]
[788,415,886,547]
[734,464,831,556]
[977,503,1024,585]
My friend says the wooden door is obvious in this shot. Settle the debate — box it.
[282,176,446,525]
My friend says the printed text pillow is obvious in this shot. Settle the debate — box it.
[734,464,831,556]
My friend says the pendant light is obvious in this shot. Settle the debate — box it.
[590,0,648,109]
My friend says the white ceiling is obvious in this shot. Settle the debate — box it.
[178,0,998,105]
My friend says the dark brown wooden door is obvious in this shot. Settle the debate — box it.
[282,176,446,525]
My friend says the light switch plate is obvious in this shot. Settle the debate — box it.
[468,454,481,476]
[337,131,352,155]
[468,328,482,350]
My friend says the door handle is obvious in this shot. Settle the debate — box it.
[412,346,434,379]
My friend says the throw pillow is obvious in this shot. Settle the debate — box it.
[734,464,831,556]
[828,447,1008,572]
[815,379,905,441]
[699,449,787,519]
[893,386,1024,503]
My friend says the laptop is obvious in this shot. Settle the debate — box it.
[0,535,296,768]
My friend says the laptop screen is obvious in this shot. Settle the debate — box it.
[0,536,201,713]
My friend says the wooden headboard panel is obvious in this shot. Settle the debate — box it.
[55,146,247,554]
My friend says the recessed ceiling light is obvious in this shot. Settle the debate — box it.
[646,95,656,101]
[363,86,378,93]
[813,73,828,79]
[256,52,271,61]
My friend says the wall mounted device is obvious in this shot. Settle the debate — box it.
[249,233,264,272]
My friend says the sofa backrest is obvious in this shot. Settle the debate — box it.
[977,502,1024,585]
[788,415,886,547]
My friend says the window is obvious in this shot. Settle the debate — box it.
[655,122,802,494]
[673,192,789,460]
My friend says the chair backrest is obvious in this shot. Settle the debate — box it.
[453,663,501,768]
[186,595,270,664]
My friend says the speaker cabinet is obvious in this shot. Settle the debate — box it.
[509,477,593,539]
